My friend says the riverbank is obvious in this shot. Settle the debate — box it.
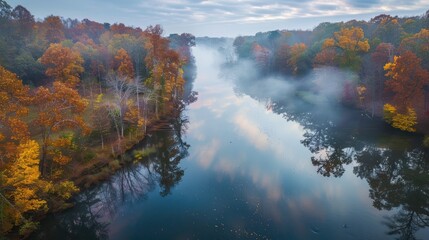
[5,113,179,240]
[72,114,177,189]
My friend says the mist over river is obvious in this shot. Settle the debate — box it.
[32,46,429,240]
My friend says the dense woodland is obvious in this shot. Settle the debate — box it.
[0,0,195,237]
[232,11,429,133]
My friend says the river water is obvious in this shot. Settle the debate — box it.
[32,46,429,239]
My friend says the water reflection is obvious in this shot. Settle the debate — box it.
[34,190,109,240]
[32,112,190,239]
[354,147,429,239]
[228,56,429,239]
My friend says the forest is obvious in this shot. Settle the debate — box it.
[232,11,429,134]
[0,0,195,237]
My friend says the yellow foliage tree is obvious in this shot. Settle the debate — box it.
[1,140,49,234]
[383,103,417,132]
[322,27,370,69]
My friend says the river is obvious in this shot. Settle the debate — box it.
[31,46,429,240]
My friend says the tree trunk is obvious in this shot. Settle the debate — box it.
[39,141,47,177]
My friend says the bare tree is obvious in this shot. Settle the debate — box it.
[106,73,133,139]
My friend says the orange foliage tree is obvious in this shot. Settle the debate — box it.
[0,67,33,234]
[0,66,30,165]
[384,51,429,113]
[39,43,84,88]
[41,15,65,44]
[144,25,185,110]
[114,48,134,79]
[33,81,89,177]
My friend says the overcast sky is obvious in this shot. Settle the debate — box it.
[7,0,429,37]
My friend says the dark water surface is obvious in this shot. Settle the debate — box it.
[32,47,429,240]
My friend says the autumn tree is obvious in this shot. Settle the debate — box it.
[321,27,370,70]
[110,23,142,37]
[383,104,417,132]
[107,34,145,76]
[144,25,185,113]
[361,43,395,115]
[163,50,185,102]
[114,48,134,79]
[33,81,89,177]
[288,43,307,74]
[252,43,270,70]
[0,66,30,165]
[40,43,84,88]
[313,48,336,67]
[144,25,168,74]
[2,140,49,234]
[41,15,65,43]
[0,66,33,235]
[1,140,79,235]
[400,29,429,69]
[372,43,395,67]
[384,51,429,113]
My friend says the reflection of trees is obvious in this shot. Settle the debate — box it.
[279,96,429,239]
[97,113,189,215]
[149,116,189,196]
[296,110,355,177]
[96,164,157,220]
[33,112,189,239]
[230,66,429,239]
[354,147,429,239]
[32,190,109,240]
[282,101,428,239]
[311,147,354,177]
[385,210,428,240]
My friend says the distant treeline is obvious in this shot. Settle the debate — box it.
[0,0,195,237]
[232,11,429,133]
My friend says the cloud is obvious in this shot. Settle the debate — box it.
[122,0,429,25]
[233,112,270,151]
[9,0,429,36]
[195,138,221,169]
